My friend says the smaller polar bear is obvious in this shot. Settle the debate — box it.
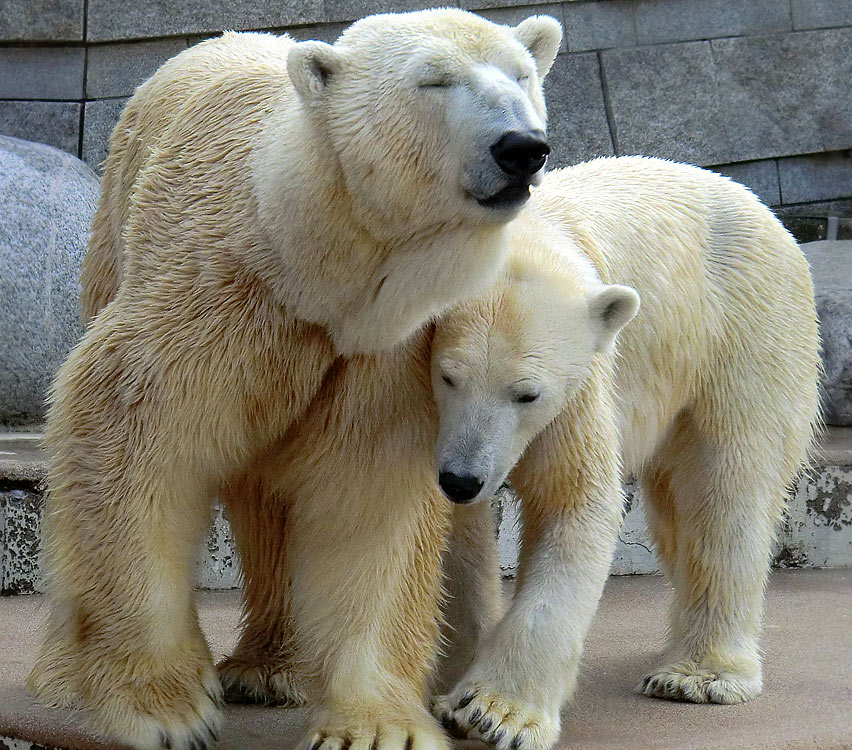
[429,157,821,750]
[29,10,563,750]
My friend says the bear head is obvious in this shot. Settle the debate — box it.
[287,8,562,232]
[430,230,640,504]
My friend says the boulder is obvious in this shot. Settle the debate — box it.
[801,240,852,427]
[0,135,99,425]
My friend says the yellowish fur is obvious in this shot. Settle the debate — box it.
[31,11,564,750]
[432,157,821,750]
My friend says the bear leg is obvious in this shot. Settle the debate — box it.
[430,498,506,695]
[216,476,309,706]
[637,409,787,704]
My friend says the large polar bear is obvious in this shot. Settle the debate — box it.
[428,157,821,749]
[29,10,563,750]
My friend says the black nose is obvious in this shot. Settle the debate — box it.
[490,130,550,180]
[438,471,484,503]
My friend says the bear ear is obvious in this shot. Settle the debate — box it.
[288,41,344,104]
[588,284,640,354]
[513,15,562,79]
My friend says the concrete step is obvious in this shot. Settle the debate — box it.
[1,429,851,594]
[1,570,850,749]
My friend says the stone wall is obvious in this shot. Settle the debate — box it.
[1,0,851,222]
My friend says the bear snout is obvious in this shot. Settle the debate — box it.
[490,129,550,180]
[438,471,484,503]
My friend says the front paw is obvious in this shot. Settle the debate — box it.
[638,660,762,704]
[431,683,559,750]
[302,706,450,750]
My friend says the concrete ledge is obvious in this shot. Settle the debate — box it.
[1,570,850,749]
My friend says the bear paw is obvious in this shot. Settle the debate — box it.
[431,683,559,750]
[638,662,762,704]
[302,707,450,750]
[90,662,223,750]
[217,655,309,707]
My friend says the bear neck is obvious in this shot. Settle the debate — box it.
[252,108,512,355]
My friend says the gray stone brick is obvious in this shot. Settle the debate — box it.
[792,0,852,30]
[563,0,635,53]
[86,39,189,99]
[712,159,781,207]
[775,199,852,217]
[461,0,564,11]
[474,5,566,52]
[544,52,614,169]
[634,0,791,46]
[325,0,455,24]
[0,0,84,41]
[600,41,729,165]
[711,29,852,162]
[82,98,128,171]
[87,0,323,42]
[0,101,80,156]
[0,47,85,100]
[282,23,349,43]
[779,152,852,205]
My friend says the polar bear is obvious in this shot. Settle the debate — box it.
[429,156,821,750]
[28,10,562,750]
[188,159,817,750]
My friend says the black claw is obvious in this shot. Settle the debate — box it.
[159,730,171,750]
[457,692,476,709]
[492,730,505,745]
[479,717,495,734]
[468,707,483,725]
[309,739,324,750]
[190,737,209,750]
[510,735,523,750]
[440,715,467,740]
[404,736,414,750]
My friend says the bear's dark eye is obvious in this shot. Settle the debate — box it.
[442,375,455,388]
[516,392,539,404]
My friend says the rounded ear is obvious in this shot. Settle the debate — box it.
[514,15,562,79]
[287,41,344,104]
[588,285,640,354]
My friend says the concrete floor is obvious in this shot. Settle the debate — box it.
[1,569,850,750]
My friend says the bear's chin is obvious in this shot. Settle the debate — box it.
[476,184,532,210]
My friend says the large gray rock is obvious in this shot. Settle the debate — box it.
[801,240,852,426]
[0,135,99,425]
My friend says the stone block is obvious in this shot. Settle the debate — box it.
[801,240,852,426]
[324,0,452,24]
[712,159,781,207]
[87,0,323,42]
[779,151,852,206]
[81,98,127,171]
[792,0,852,30]
[634,0,790,46]
[0,0,84,41]
[474,5,566,51]
[0,490,45,595]
[0,47,85,101]
[781,217,829,244]
[0,101,80,156]
[563,0,635,53]
[711,29,852,163]
[601,41,728,165]
[282,23,349,43]
[544,52,614,169]
[0,137,99,425]
[775,199,852,218]
[460,0,566,11]
[86,38,189,99]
